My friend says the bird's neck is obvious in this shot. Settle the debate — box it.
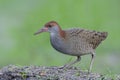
[50,30,68,54]
[59,29,66,39]
[50,28,66,39]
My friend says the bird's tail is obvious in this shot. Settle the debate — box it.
[101,32,108,41]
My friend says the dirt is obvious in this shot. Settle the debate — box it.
[0,65,115,80]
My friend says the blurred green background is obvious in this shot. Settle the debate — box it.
[0,0,120,74]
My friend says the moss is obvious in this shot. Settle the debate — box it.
[20,72,27,79]
[0,65,117,80]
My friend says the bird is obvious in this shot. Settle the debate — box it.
[34,21,108,73]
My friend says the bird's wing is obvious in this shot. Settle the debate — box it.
[66,28,108,49]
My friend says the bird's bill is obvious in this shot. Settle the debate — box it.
[34,27,48,35]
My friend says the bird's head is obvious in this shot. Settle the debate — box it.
[34,21,61,35]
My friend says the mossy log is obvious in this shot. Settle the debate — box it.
[0,65,116,80]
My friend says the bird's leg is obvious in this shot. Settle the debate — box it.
[88,52,95,73]
[60,56,81,69]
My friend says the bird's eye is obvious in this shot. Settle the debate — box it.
[48,25,52,28]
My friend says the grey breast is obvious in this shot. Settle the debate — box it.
[50,33,70,55]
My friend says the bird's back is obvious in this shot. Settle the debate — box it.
[64,28,108,55]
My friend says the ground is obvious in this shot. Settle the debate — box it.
[0,65,118,80]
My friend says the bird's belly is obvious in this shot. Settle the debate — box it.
[50,36,73,55]
[51,40,91,56]
[68,43,92,56]
[50,40,69,54]
[50,36,92,56]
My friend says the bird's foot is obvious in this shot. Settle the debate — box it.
[58,64,74,69]
[87,70,91,74]
[58,65,67,69]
